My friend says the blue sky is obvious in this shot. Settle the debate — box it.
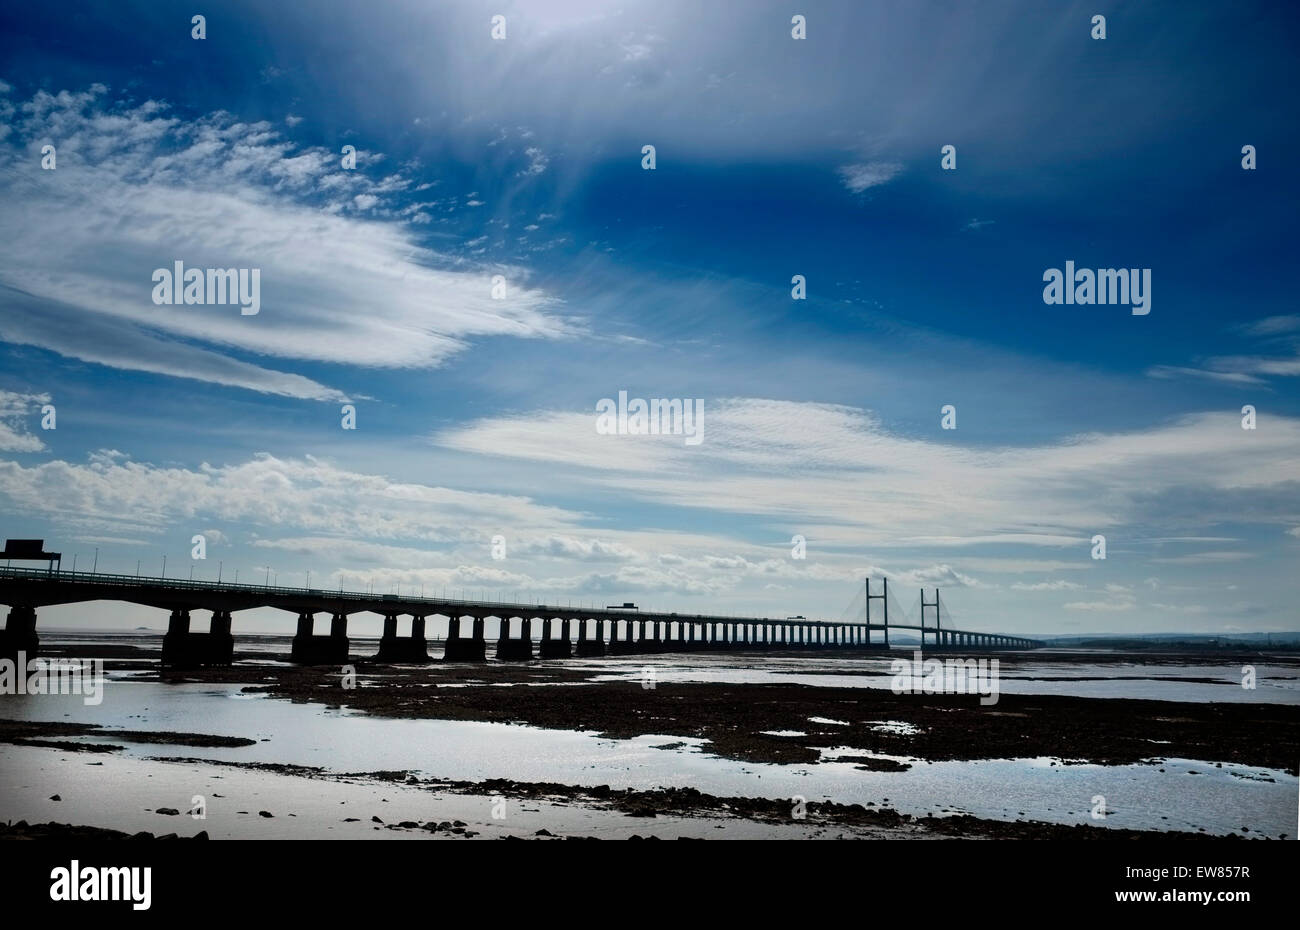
[0,0,1298,635]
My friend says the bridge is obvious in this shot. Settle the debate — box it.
[0,566,1044,667]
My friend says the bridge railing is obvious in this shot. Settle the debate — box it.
[0,566,816,627]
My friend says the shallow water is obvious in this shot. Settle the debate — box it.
[39,630,1300,704]
[0,746,859,840]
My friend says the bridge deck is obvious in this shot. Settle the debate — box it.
[0,566,1044,663]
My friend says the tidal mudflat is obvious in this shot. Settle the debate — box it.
[2,635,1297,840]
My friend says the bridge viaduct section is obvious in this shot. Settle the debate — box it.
[0,569,1043,668]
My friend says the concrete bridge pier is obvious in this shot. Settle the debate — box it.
[0,605,39,661]
[375,613,430,663]
[539,618,572,659]
[327,612,350,662]
[162,607,226,668]
[496,616,533,661]
[210,609,235,665]
[290,611,313,662]
[444,614,488,662]
[577,618,606,657]
[161,608,191,667]
[635,619,656,654]
[291,611,350,664]
[609,619,633,655]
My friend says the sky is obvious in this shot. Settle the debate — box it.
[0,0,1298,636]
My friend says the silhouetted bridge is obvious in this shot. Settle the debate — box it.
[0,567,1044,667]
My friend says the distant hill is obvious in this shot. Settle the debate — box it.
[1038,632,1300,650]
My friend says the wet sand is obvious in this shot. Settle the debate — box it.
[152,653,1300,772]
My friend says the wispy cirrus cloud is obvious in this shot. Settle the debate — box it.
[0,84,570,400]
[1146,314,1300,387]
[436,399,1300,549]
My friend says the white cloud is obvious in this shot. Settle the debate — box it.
[1009,580,1083,592]
[436,400,1300,549]
[907,563,985,588]
[1149,551,1252,564]
[0,86,569,399]
[518,146,548,176]
[1063,597,1136,612]
[1146,365,1264,386]
[837,161,902,193]
[0,451,585,541]
[1239,315,1300,337]
[0,389,51,452]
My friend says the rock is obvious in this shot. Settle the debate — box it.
[535,829,553,836]
[194,831,209,840]
[343,818,360,822]
[371,816,384,824]
[156,807,180,816]
[258,811,273,818]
